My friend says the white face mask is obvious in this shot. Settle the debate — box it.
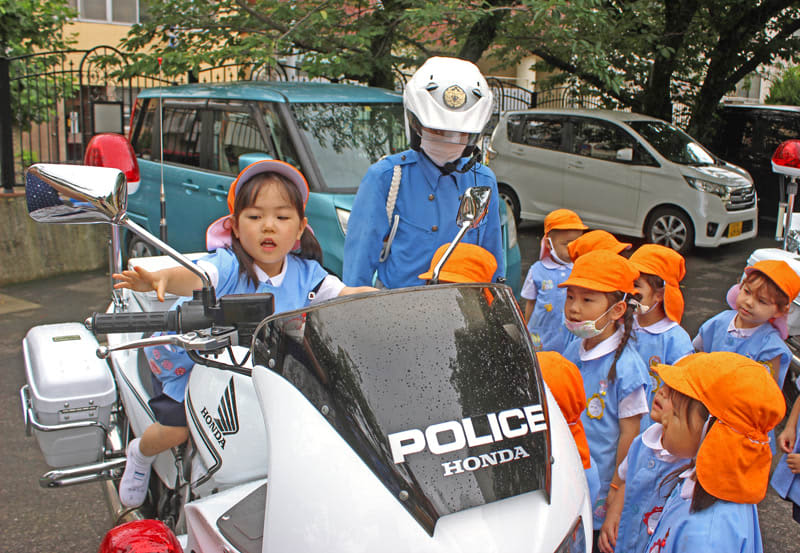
[421,138,465,167]
[565,297,626,339]
[547,237,570,266]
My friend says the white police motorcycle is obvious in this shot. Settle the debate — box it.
[19,162,590,553]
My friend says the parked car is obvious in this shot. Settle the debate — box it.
[487,108,758,254]
[107,82,521,292]
[708,103,800,223]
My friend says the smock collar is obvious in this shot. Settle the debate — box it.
[579,326,623,361]
[642,423,682,463]
[634,316,678,335]
[254,257,287,287]
[727,314,760,338]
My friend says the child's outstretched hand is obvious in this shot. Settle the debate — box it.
[778,425,797,454]
[113,266,168,302]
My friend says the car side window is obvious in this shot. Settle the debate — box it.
[130,99,157,160]
[210,107,269,175]
[572,118,637,163]
[507,114,564,151]
[162,105,203,167]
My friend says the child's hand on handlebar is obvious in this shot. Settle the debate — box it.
[113,266,168,302]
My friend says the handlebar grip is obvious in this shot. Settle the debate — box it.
[89,311,179,334]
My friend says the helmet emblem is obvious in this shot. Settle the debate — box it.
[443,85,467,109]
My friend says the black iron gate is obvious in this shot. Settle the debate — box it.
[0,45,175,192]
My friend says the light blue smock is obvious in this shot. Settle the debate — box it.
[645,481,763,553]
[521,259,572,352]
[633,320,694,429]
[770,412,800,507]
[695,310,791,389]
[615,425,686,553]
[149,249,329,401]
[586,458,600,510]
[563,336,650,528]
[342,150,504,289]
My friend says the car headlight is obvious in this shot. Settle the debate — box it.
[684,176,731,201]
[336,207,350,235]
[554,516,586,553]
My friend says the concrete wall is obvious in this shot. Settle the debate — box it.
[0,190,108,286]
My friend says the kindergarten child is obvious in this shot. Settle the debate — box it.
[536,351,601,509]
[567,229,632,262]
[771,393,800,526]
[693,259,800,391]
[628,244,694,429]
[418,242,497,284]
[114,160,374,508]
[559,249,650,542]
[521,209,587,352]
[644,352,785,552]
[597,383,687,553]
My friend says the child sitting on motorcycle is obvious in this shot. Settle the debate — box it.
[113,160,374,508]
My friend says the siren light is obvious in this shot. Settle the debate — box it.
[772,139,800,179]
[84,133,141,194]
[97,519,182,553]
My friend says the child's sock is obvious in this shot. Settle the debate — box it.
[119,438,156,508]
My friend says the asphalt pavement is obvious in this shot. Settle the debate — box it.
[1,223,800,551]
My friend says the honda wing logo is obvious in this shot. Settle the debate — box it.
[200,377,239,450]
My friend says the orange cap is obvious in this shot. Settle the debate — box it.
[559,250,639,295]
[654,352,785,504]
[418,243,497,283]
[629,244,686,323]
[536,351,591,469]
[544,209,588,236]
[744,260,800,302]
[567,230,632,262]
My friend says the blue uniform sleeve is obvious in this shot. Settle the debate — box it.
[478,166,505,281]
[664,327,695,365]
[342,161,393,286]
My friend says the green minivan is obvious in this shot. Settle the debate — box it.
[124,82,521,292]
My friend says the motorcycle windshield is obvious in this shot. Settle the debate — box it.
[253,284,551,535]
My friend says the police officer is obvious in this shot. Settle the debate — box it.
[343,56,504,288]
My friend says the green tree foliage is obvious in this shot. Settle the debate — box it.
[767,66,800,105]
[491,0,800,140]
[0,0,78,126]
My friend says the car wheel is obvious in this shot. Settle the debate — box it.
[645,207,694,254]
[127,236,157,260]
[498,184,521,226]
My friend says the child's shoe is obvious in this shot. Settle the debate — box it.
[119,438,156,508]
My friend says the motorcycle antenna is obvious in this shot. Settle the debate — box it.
[158,56,167,246]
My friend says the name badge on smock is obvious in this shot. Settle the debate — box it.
[587,380,607,419]
[648,355,662,390]
[541,279,554,291]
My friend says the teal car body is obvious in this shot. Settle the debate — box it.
[125,82,521,294]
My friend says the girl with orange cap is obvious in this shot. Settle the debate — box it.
[558,249,650,544]
[644,352,785,553]
[628,244,694,429]
[597,381,688,553]
[537,351,601,509]
[521,209,587,352]
[693,259,800,392]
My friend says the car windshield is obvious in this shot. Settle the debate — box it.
[627,120,716,166]
[291,103,407,190]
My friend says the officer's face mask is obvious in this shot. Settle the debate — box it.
[421,138,466,167]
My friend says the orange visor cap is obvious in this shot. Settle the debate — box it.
[537,351,592,469]
[418,243,497,283]
[544,209,588,236]
[654,352,785,504]
[559,250,639,295]
[629,244,686,323]
[567,230,632,261]
[744,260,800,303]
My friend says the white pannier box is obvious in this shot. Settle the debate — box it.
[22,323,116,467]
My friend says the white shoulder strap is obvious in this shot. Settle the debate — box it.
[379,165,402,262]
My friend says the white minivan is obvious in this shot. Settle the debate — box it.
[488,109,758,253]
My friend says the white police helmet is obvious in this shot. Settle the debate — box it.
[403,57,494,152]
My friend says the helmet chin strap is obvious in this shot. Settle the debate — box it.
[441,146,481,176]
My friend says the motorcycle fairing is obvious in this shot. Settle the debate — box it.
[253,284,551,535]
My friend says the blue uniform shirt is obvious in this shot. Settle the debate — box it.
[633,318,694,429]
[563,328,650,528]
[343,150,504,288]
[771,412,800,507]
[521,258,572,352]
[616,424,686,553]
[646,478,762,553]
[148,249,330,402]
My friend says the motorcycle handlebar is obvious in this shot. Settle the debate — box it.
[87,311,179,334]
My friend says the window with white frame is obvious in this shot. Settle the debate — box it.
[68,0,146,24]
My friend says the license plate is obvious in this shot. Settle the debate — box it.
[728,221,743,237]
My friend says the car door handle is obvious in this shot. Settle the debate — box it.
[209,188,227,199]
[181,182,200,192]
[568,161,585,169]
